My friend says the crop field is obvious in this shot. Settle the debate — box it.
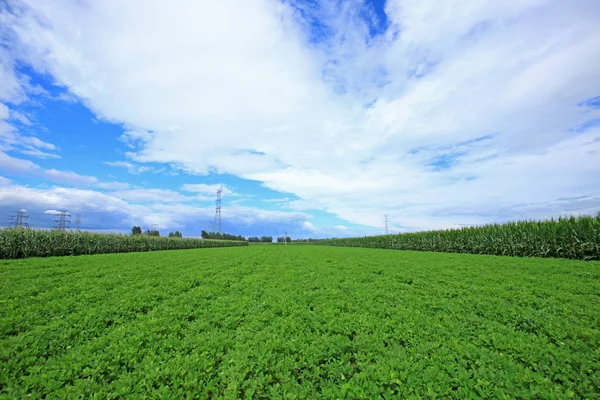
[0,229,247,259]
[1,246,599,398]
[324,213,600,260]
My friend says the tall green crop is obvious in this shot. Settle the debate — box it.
[0,229,248,259]
[323,213,600,260]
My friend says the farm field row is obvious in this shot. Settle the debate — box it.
[1,246,599,398]
[0,229,247,259]
[323,213,600,260]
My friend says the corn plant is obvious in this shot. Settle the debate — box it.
[0,229,248,259]
[323,213,600,260]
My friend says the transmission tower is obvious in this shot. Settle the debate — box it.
[75,214,81,231]
[213,188,222,233]
[384,214,389,235]
[9,209,29,228]
[52,210,71,231]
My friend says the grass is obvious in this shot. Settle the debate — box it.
[1,246,599,398]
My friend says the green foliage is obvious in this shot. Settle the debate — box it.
[131,226,142,236]
[168,231,183,238]
[144,229,160,237]
[0,229,248,259]
[247,236,273,243]
[201,230,245,241]
[1,246,598,397]
[323,213,600,260]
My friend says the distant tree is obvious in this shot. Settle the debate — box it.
[200,230,245,241]
[175,231,182,238]
[277,237,284,243]
[145,229,160,237]
[285,236,291,243]
[260,236,273,243]
[131,226,142,235]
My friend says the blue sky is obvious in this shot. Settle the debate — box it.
[1,0,599,238]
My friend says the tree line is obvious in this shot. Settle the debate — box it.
[131,226,182,238]
[132,226,330,243]
[201,231,246,241]
[246,236,273,243]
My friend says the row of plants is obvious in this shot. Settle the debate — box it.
[2,246,598,397]
[0,229,248,259]
[322,213,600,260]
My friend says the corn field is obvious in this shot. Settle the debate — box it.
[0,229,248,259]
[323,213,600,260]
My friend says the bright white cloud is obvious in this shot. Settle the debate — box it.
[2,0,600,231]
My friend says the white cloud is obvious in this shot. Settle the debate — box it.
[44,168,98,185]
[0,94,59,159]
[43,209,61,215]
[0,151,130,190]
[20,147,61,159]
[105,161,135,169]
[10,110,32,125]
[0,151,40,172]
[104,160,175,175]
[109,188,192,203]
[94,181,131,190]
[0,49,25,104]
[0,180,314,235]
[2,0,599,230]
[181,183,239,198]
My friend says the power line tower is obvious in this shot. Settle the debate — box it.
[9,209,29,228]
[213,188,222,233]
[384,214,389,235]
[52,210,71,231]
[75,214,81,231]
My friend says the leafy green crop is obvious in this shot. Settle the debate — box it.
[0,229,247,259]
[323,213,600,260]
[1,246,598,398]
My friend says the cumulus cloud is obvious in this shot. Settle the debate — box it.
[1,0,599,230]
[0,180,316,236]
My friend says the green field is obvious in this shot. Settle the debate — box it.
[1,246,599,398]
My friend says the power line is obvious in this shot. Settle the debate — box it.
[52,210,71,231]
[9,209,29,228]
[213,188,222,233]
[384,214,389,235]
